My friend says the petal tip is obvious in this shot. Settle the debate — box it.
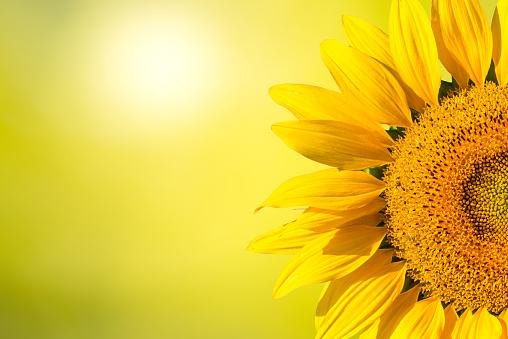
[268,84,284,98]
[341,14,358,28]
[320,39,336,50]
[246,241,256,252]
[272,284,289,300]
[272,286,282,300]
[254,205,264,214]
[272,274,293,299]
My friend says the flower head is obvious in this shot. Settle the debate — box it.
[249,0,508,337]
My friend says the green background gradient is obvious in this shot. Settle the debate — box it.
[0,0,498,338]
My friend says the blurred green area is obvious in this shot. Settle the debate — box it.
[0,0,499,338]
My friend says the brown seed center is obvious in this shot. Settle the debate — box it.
[461,152,508,245]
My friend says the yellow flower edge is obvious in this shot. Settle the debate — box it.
[250,0,508,338]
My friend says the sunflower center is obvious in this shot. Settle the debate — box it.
[384,83,508,313]
[462,153,508,244]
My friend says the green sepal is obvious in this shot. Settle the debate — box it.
[438,79,460,102]
[363,164,387,180]
[387,126,405,142]
[410,108,420,123]
[485,59,498,85]
[418,290,426,301]
[451,76,459,89]
[400,274,418,293]
[378,234,393,250]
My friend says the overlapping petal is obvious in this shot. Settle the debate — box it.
[390,0,441,107]
[452,307,502,339]
[247,224,328,254]
[441,305,458,339]
[285,199,385,232]
[268,84,393,146]
[255,169,386,212]
[391,296,445,338]
[342,15,394,69]
[315,249,406,339]
[470,308,502,339]
[248,208,384,254]
[499,310,508,339]
[492,0,508,86]
[359,318,379,339]
[320,39,412,127]
[374,285,421,339]
[451,309,473,338]
[342,14,426,112]
[431,0,470,88]
[437,0,492,86]
[315,249,391,330]
[272,225,386,298]
[272,120,393,170]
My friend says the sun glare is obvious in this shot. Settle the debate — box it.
[114,20,199,105]
[88,10,217,133]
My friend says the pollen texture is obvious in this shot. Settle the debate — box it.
[385,83,508,313]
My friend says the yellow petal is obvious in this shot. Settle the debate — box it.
[272,225,387,299]
[342,14,426,112]
[320,39,412,127]
[391,296,445,338]
[359,319,380,339]
[441,305,458,339]
[492,0,508,86]
[268,84,393,146]
[452,308,503,339]
[285,200,385,233]
[247,224,326,254]
[315,249,406,339]
[395,77,427,113]
[438,0,493,86]
[315,249,394,330]
[464,307,502,339]
[315,281,331,330]
[390,0,441,107]
[499,309,508,339]
[255,169,386,212]
[269,83,355,121]
[451,309,473,339]
[376,285,421,339]
[431,0,469,88]
[343,15,395,69]
[272,120,393,170]
[248,207,384,253]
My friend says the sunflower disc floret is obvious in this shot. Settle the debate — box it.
[385,83,508,312]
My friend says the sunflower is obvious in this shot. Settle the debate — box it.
[248,0,508,337]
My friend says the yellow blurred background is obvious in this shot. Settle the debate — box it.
[0,0,498,338]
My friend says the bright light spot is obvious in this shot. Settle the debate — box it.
[87,10,219,135]
[112,21,201,105]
